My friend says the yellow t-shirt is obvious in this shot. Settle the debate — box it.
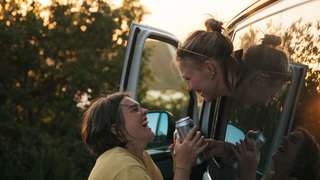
[262,171,298,180]
[88,146,163,180]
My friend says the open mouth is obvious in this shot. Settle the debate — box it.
[142,120,149,127]
[277,144,285,152]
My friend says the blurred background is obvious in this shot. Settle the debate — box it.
[1,0,320,179]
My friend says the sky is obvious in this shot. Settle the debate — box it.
[36,0,253,40]
[135,0,253,40]
[125,0,253,40]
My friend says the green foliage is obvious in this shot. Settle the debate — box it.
[0,0,149,179]
[282,18,320,143]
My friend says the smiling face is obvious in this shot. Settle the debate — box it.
[272,131,305,168]
[234,72,288,109]
[120,97,155,144]
[177,57,228,102]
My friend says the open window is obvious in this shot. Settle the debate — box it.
[119,23,200,180]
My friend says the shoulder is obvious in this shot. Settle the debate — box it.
[261,171,275,180]
[88,147,143,180]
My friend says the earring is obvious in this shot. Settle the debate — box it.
[210,73,215,79]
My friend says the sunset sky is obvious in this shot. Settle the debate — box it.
[36,0,253,40]
[136,0,253,40]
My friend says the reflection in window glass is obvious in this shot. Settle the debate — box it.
[156,113,169,142]
[225,124,245,144]
[147,112,160,139]
[228,85,288,173]
[228,1,320,174]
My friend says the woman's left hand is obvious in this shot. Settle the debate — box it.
[231,136,260,180]
[175,126,208,168]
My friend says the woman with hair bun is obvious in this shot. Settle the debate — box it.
[203,34,293,178]
[233,34,291,109]
[174,18,240,102]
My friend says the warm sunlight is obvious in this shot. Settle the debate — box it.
[34,0,253,39]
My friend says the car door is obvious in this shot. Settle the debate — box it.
[119,22,200,180]
[203,0,316,179]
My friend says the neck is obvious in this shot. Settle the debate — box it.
[124,141,148,161]
[223,69,237,97]
[273,163,291,180]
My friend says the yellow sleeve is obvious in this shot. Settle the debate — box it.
[261,171,275,180]
[115,165,152,180]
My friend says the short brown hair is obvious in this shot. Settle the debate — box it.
[81,92,131,156]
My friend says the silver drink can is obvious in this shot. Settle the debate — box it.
[247,130,266,150]
[230,130,266,169]
[175,117,206,165]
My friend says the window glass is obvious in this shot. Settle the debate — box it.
[228,87,289,173]
[213,1,320,179]
[138,38,194,148]
[147,112,160,138]
[156,113,169,142]
[137,39,190,121]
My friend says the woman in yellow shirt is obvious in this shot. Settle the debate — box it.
[81,92,208,180]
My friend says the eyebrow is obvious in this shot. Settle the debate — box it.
[128,104,138,109]
[118,103,139,109]
[289,134,304,142]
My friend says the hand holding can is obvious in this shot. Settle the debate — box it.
[175,117,206,165]
[229,130,266,170]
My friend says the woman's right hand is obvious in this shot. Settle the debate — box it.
[175,126,208,169]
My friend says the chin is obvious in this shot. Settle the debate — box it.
[271,152,280,161]
[204,96,216,102]
[236,101,250,109]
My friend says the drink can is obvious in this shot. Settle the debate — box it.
[175,117,206,165]
[229,130,266,169]
[247,130,266,150]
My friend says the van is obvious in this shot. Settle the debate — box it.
[119,0,320,179]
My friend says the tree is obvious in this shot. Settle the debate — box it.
[0,0,149,179]
[282,18,320,143]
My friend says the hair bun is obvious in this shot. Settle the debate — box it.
[205,18,223,33]
[261,34,282,48]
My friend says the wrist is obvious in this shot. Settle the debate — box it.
[175,161,192,170]
[215,141,225,157]
[174,166,191,173]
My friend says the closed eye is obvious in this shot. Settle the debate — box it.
[129,104,139,112]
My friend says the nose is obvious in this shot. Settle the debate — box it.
[186,82,193,92]
[283,136,288,141]
[142,108,148,114]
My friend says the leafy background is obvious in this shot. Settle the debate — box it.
[1,0,320,179]
[0,0,149,179]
